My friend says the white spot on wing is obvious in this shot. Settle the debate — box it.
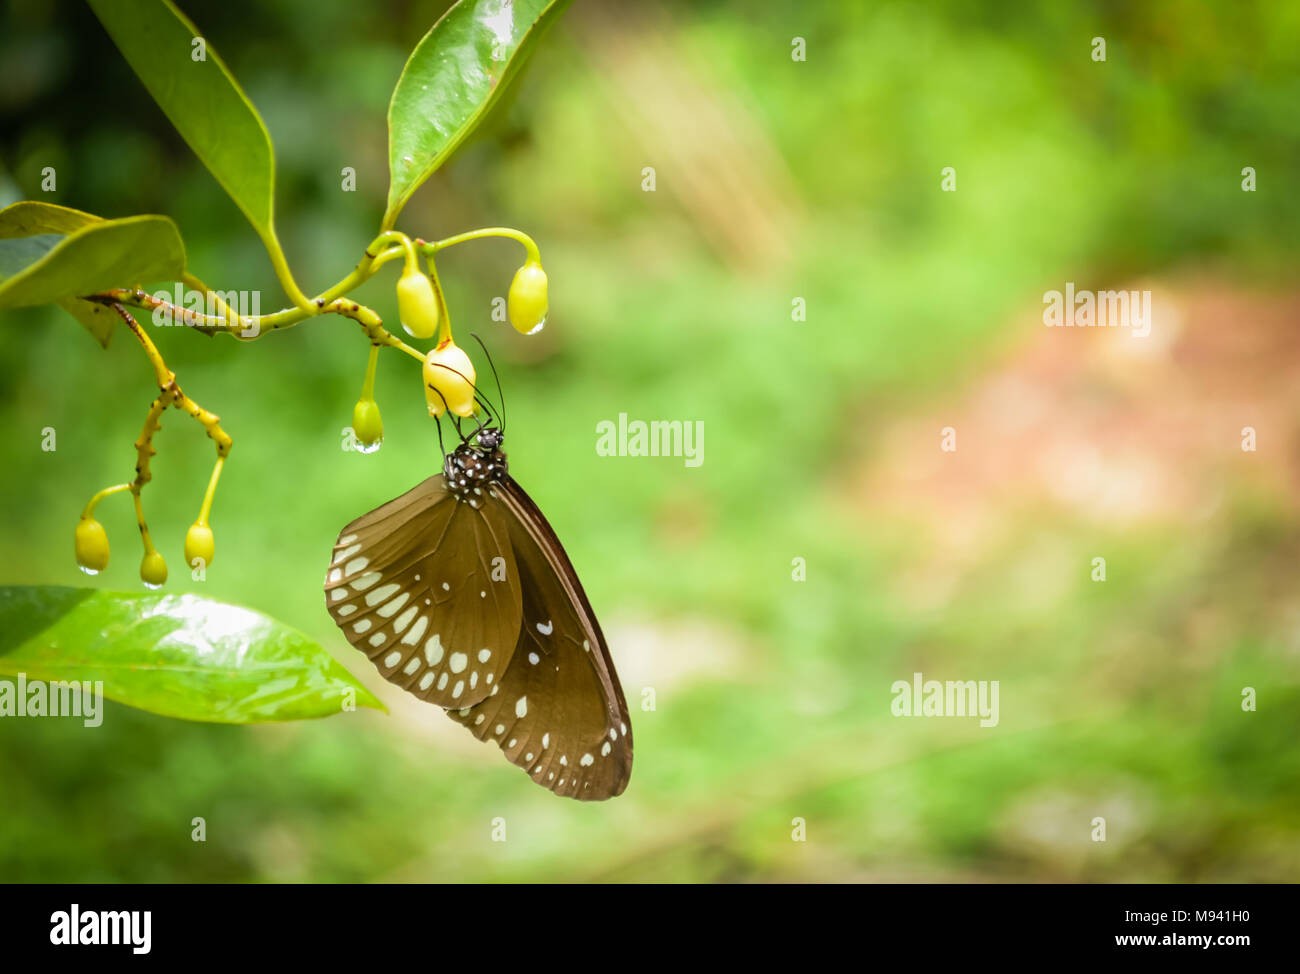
[424,634,444,665]
[401,615,428,645]
[377,593,409,617]
[351,572,381,591]
[365,583,400,606]
[393,605,418,633]
[333,543,361,565]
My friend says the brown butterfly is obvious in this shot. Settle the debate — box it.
[324,423,632,801]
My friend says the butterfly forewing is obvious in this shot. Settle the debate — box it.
[449,476,632,801]
[324,475,523,708]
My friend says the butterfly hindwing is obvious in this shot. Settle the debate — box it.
[448,476,633,801]
[324,475,523,707]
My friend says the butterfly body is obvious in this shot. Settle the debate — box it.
[441,431,508,506]
[325,426,632,800]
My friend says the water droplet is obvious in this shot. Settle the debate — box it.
[526,317,546,336]
[356,439,383,455]
[78,566,99,576]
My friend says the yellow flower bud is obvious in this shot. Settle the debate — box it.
[396,268,439,339]
[352,398,383,453]
[507,260,548,335]
[423,340,477,417]
[185,521,215,568]
[74,516,110,575]
[140,549,168,589]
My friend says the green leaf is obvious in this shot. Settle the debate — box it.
[0,200,103,237]
[56,298,119,349]
[0,205,185,349]
[0,202,142,347]
[0,586,384,724]
[384,0,573,229]
[87,0,277,241]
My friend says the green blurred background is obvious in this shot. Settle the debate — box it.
[2,0,1299,881]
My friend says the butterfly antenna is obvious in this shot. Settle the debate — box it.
[433,411,448,461]
[470,332,506,434]
[430,362,499,439]
[425,380,461,449]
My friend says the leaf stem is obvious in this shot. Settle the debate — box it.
[260,227,314,312]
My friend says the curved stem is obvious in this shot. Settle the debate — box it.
[422,227,540,264]
[260,227,314,313]
[82,483,131,519]
[180,271,236,322]
[424,249,452,344]
[89,236,414,339]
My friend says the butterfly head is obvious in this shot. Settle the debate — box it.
[474,427,504,452]
[443,427,508,507]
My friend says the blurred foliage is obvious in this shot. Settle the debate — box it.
[0,0,1298,881]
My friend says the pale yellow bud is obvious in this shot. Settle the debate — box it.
[423,340,477,417]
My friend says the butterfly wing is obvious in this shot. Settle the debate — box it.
[324,475,523,707]
[449,476,633,801]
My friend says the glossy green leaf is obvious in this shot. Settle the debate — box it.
[0,202,127,347]
[87,0,277,239]
[0,586,384,723]
[0,205,185,347]
[384,0,573,229]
